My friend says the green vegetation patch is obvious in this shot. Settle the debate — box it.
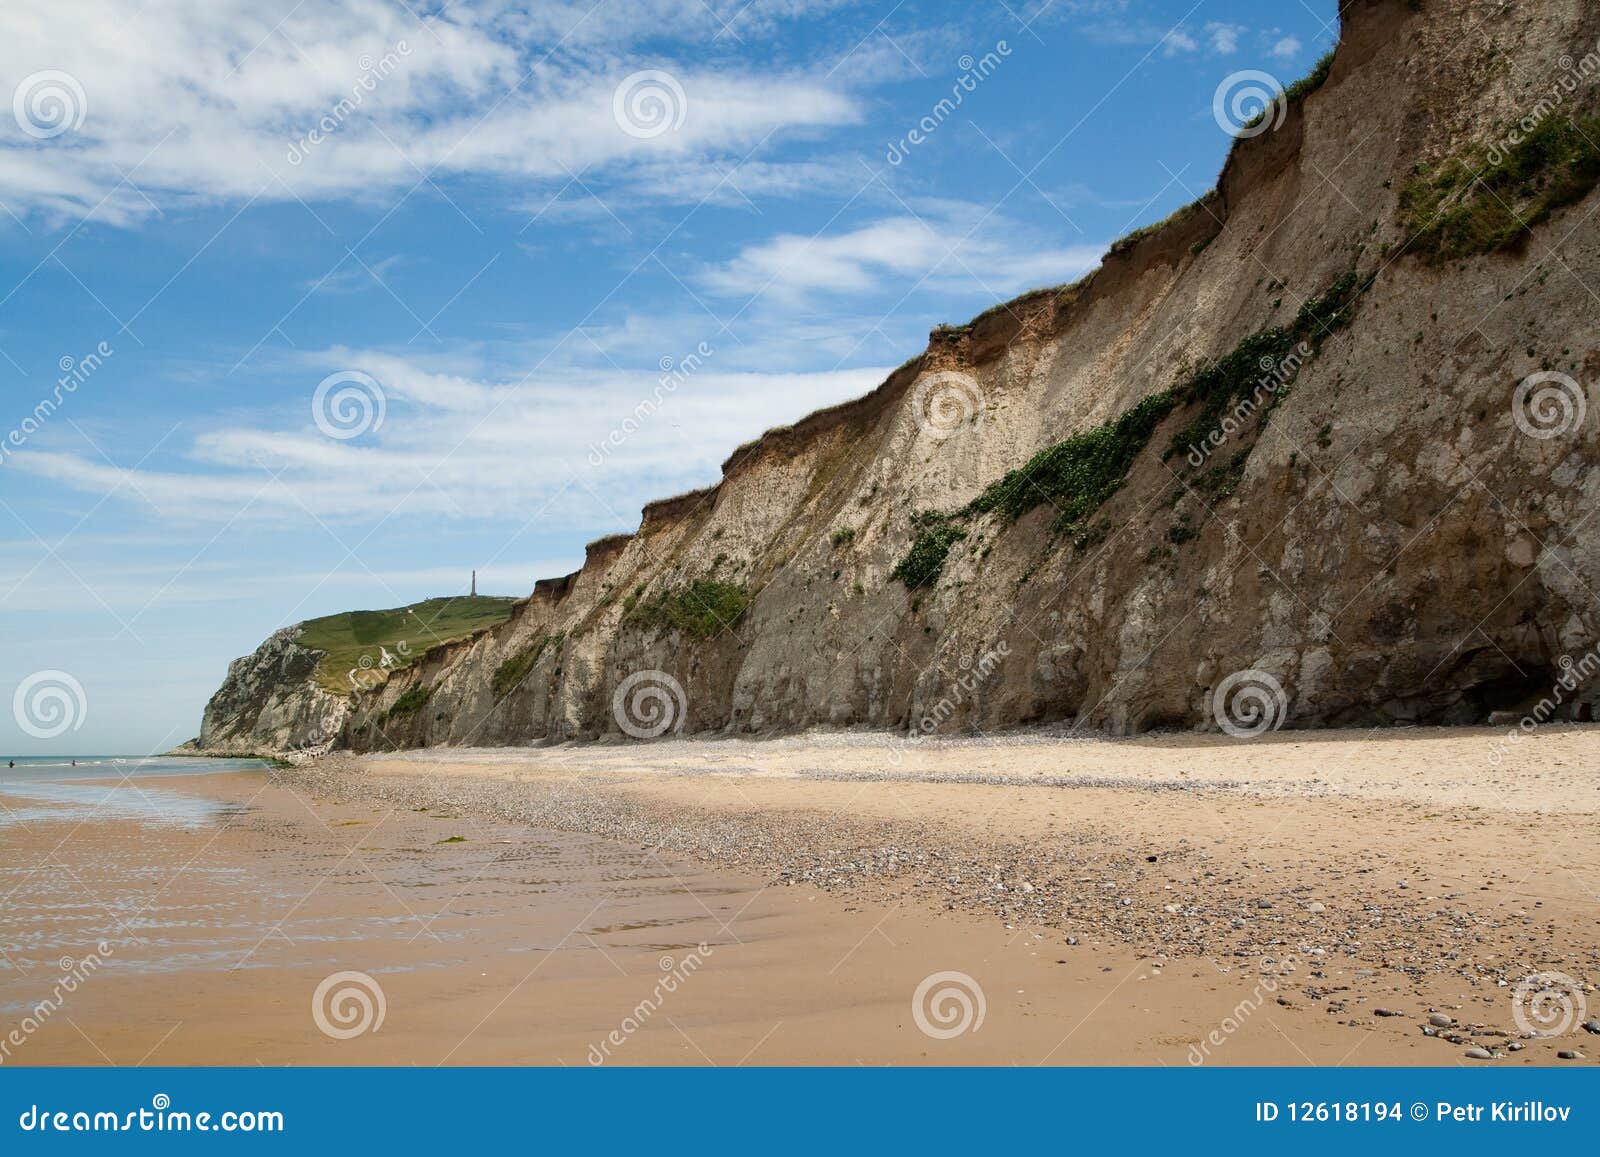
[887,272,1370,591]
[890,515,967,589]
[627,579,750,640]
[298,595,518,695]
[1166,272,1364,463]
[384,683,432,721]
[1400,114,1600,263]
[965,391,1181,529]
[491,633,563,698]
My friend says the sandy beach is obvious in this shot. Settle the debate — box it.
[1,726,1596,1066]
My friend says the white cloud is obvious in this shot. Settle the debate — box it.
[1269,36,1304,61]
[0,0,862,224]
[11,351,892,526]
[699,211,1104,304]
[1206,22,1245,56]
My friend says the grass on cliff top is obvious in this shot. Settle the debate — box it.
[1400,113,1600,262]
[626,579,750,640]
[297,595,518,695]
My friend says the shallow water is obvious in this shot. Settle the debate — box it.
[0,756,263,829]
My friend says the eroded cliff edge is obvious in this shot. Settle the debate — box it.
[201,0,1600,756]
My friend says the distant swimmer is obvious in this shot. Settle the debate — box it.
[71,760,76,767]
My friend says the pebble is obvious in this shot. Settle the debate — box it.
[1557,1050,1583,1060]
[1464,1047,1493,1060]
[1584,1020,1600,1035]
[1374,1008,1403,1017]
[1307,902,1326,913]
[1428,1013,1454,1028]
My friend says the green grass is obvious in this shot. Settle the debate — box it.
[491,633,562,698]
[890,517,966,589]
[1400,114,1600,262]
[965,391,1181,529]
[887,272,1370,590]
[1165,271,1365,461]
[1283,49,1335,103]
[626,580,750,640]
[384,683,431,721]
[296,595,518,695]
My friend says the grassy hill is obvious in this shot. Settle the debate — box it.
[297,595,518,694]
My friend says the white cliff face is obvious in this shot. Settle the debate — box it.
[195,627,348,756]
[199,0,1600,755]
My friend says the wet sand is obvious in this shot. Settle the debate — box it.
[2,725,1597,1066]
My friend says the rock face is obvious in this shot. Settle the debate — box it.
[194,627,348,755]
[201,0,1600,756]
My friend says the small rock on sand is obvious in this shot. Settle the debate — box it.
[1428,1013,1454,1028]
[1464,1047,1493,1060]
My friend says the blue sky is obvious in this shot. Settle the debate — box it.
[0,0,1338,755]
